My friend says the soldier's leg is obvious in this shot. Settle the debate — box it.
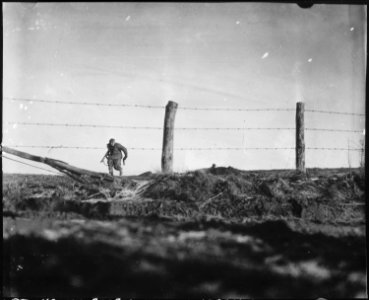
[107,158,114,176]
[113,159,123,176]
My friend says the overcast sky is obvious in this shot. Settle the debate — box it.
[2,3,366,175]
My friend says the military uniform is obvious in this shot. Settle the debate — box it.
[106,143,128,175]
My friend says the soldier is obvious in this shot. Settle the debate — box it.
[100,138,128,176]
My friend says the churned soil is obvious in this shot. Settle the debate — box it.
[2,167,366,297]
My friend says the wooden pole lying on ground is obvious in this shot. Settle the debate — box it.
[1,146,114,185]
[161,100,178,173]
[296,102,305,173]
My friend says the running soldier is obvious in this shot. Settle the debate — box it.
[100,138,128,176]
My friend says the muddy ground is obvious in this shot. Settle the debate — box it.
[2,167,367,298]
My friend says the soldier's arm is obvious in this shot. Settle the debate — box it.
[117,144,128,160]
[100,150,109,162]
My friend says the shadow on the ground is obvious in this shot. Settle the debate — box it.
[3,219,366,298]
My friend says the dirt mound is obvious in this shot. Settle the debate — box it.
[3,168,365,224]
[141,168,365,223]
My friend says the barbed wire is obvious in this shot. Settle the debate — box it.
[7,122,294,130]
[4,145,364,151]
[305,128,363,133]
[177,127,295,131]
[306,147,363,151]
[4,145,293,150]
[305,109,365,117]
[4,97,165,109]
[4,97,295,112]
[7,122,363,133]
[177,147,295,150]
[179,107,295,112]
[4,97,364,116]
[7,122,162,130]
[1,154,61,175]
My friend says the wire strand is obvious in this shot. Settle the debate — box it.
[306,147,363,151]
[305,109,364,117]
[8,122,294,130]
[176,127,295,130]
[7,122,364,133]
[4,145,364,151]
[7,97,284,112]
[4,97,165,109]
[179,107,295,112]
[5,97,294,111]
[7,122,162,130]
[4,97,364,115]
[305,128,363,133]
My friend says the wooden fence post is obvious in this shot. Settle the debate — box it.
[296,102,305,172]
[161,101,178,173]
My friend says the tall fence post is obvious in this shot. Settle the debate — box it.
[161,100,178,173]
[296,102,305,172]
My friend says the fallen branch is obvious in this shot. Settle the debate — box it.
[199,191,225,209]
[2,146,114,187]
